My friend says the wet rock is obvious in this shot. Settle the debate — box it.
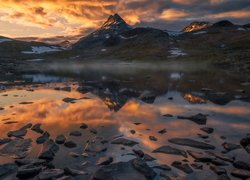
[64,167,88,176]
[191,163,203,170]
[36,132,50,144]
[222,142,241,152]
[197,134,209,139]
[153,164,171,171]
[4,121,18,124]
[69,152,80,158]
[56,135,66,144]
[63,97,77,103]
[0,107,4,111]
[0,163,17,177]
[130,130,136,134]
[163,114,173,117]
[218,174,230,180]
[7,129,27,138]
[132,158,157,180]
[133,149,144,158]
[80,123,88,129]
[31,123,44,134]
[186,170,217,180]
[188,150,214,162]
[240,134,250,153]
[15,159,46,166]
[111,138,139,147]
[69,131,82,137]
[171,161,193,174]
[85,138,107,153]
[169,138,215,150]
[231,169,250,179]
[153,145,187,157]
[134,123,142,125]
[16,164,41,178]
[149,136,157,141]
[177,113,207,125]
[201,127,214,134]
[38,169,65,180]
[39,139,59,160]
[61,87,71,92]
[158,129,167,134]
[64,141,77,148]
[97,157,113,166]
[206,151,234,162]
[233,161,250,171]
[90,128,98,134]
[19,102,33,105]
[144,154,156,162]
[210,165,227,175]
[0,138,11,145]
[0,138,32,159]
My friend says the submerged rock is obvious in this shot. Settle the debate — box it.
[15,159,46,166]
[31,123,44,134]
[177,113,207,125]
[56,135,66,144]
[111,138,139,147]
[36,132,50,144]
[152,145,187,157]
[39,139,59,160]
[85,138,107,153]
[64,141,77,148]
[69,131,82,137]
[171,161,193,174]
[97,157,114,166]
[169,138,215,150]
[38,169,65,180]
[0,163,17,177]
[0,138,32,159]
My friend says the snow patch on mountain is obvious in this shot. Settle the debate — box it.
[193,31,207,35]
[22,46,63,54]
[0,38,12,43]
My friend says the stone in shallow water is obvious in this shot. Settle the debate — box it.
[85,138,107,153]
[55,135,66,144]
[111,138,139,147]
[97,157,114,166]
[205,151,234,162]
[171,161,193,174]
[0,138,11,145]
[69,131,82,136]
[39,139,59,160]
[210,165,227,175]
[132,158,156,179]
[240,134,250,153]
[149,136,157,141]
[7,129,27,138]
[153,164,171,171]
[64,167,88,176]
[233,161,250,171]
[90,128,98,134]
[152,145,187,157]
[15,159,46,166]
[158,128,167,134]
[177,113,207,125]
[0,138,32,159]
[31,123,44,134]
[64,141,77,148]
[169,138,215,150]
[16,164,42,178]
[200,127,214,134]
[222,142,241,152]
[231,169,250,179]
[80,123,88,129]
[38,169,64,180]
[0,163,17,177]
[62,97,77,103]
[36,132,50,144]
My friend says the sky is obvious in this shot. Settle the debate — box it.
[0,0,249,38]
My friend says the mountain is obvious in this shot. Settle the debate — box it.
[182,22,212,32]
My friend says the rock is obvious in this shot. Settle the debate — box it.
[61,87,71,92]
[200,127,214,134]
[177,113,207,125]
[97,157,113,166]
[36,132,50,144]
[132,158,157,180]
[240,134,250,153]
[16,164,41,178]
[64,141,77,148]
[231,169,250,179]
[191,163,203,170]
[153,145,187,157]
[38,169,65,180]
[64,167,88,176]
[15,159,46,166]
[111,138,139,147]
[149,136,157,141]
[186,170,217,180]
[233,161,250,171]
[80,123,88,129]
[0,138,32,159]
[144,154,156,162]
[206,151,234,162]
[39,139,59,160]
[56,135,66,144]
[169,138,215,149]
[130,130,136,134]
[158,129,167,134]
[0,138,11,145]
[7,129,27,138]
[222,142,241,152]
[163,114,173,117]
[69,131,82,136]
[69,152,80,158]
[188,150,214,162]
[197,134,209,139]
[153,164,171,171]
[90,128,98,134]
[31,123,44,134]
[85,138,107,153]
[63,97,77,103]
[218,174,230,180]
[0,163,17,177]
[133,149,144,158]
[134,123,142,125]
[171,161,193,174]
[19,102,33,105]
[210,165,227,175]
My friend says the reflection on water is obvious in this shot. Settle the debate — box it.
[0,62,250,179]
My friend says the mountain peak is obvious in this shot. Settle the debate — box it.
[101,13,130,30]
[182,21,212,32]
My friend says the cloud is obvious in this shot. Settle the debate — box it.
[160,9,189,20]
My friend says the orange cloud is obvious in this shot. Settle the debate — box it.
[208,10,250,19]
[160,9,189,20]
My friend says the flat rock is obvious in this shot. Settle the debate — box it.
[240,134,250,153]
[0,138,32,159]
[69,131,82,136]
[158,129,167,134]
[153,145,187,157]
[64,167,88,176]
[132,158,157,180]
[171,161,193,174]
[16,164,41,178]
[169,138,215,150]
[85,138,107,153]
[0,138,11,145]
[233,161,250,171]
[0,163,17,177]
[144,154,156,162]
[153,164,171,171]
[149,136,157,141]
[15,158,46,166]
[56,135,67,144]
[39,139,59,160]
[191,163,203,170]
[111,138,139,147]
[222,142,241,152]
[7,129,27,138]
[63,97,77,103]
[186,170,217,180]
[64,141,77,148]
[210,165,227,175]
[80,123,88,129]
[206,151,234,162]
[97,157,113,166]
[31,123,44,134]
[188,150,214,162]
[38,169,64,180]
[36,132,50,144]
[177,113,207,125]
[201,127,214,134]
[231,169,250,179]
